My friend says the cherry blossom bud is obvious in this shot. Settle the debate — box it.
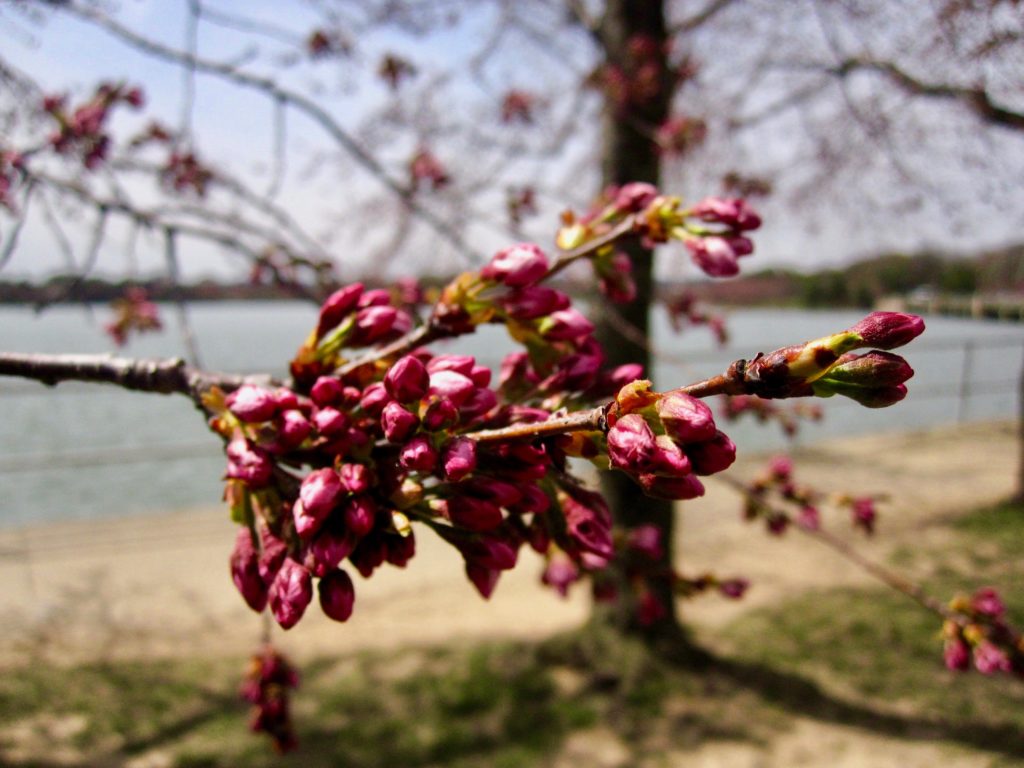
[445,495,503,531]
[316,283,363,339]
[339,463,371,494]
[226,439,273,487]
[562,493,614,560]
[768,455,793,480]
[296,468,343,538]
[607,414,657,473]
[460,535,519,570]
[230,529,268,611]
[429,369,476,406]
[542,556,581,597]
[268,558,313,630]
[538,308,595,341]
[427,355,476,376]
[686,431,736,475]
[973,641,1012,674]
[277,409,312,450]
[637,591,668,626]
[227,385,278,423]
[443,437,477,480]
[381,401,419,443]
[310,521,355,573]
[690,197,761,230]
[351,305,399,345]
[820,351,914,387]
[609,363,643,389]
[422,397,459,431]
[469,365,492,388]
[399,436,438,472]
[481,243,550,287]
[459,387,497,421]
[358,288,391,307]
[344,495,377,537]
[613,182,658,213]
[311,376,344,406]
[258,531,287,584]
[656,390,716,443]
[385,355,430,402]
[637,472,705,500]
[628,524,664,560]
[944,636,971,671]
[719,578,750,599]
[313,406,349,437]
[499,352,538,391]
[318,569,355,622]
[685,236,741,277]
[359,382,392,417]
[972,587,1005,619]
[502,286,570,320]
[465,477,523,508]
[386,529,416,567]
[466,563,501,599]
[797,505,820,531]
[849,312,925,351]
[851,497,876,535]
[515,484,551,515]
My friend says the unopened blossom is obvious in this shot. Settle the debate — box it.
[944,636,971,671]
[318,569,356,622]
[344,495,377,537]
[268,558,313,630]
[686,431,736,475]
[316,283,363,340]
[313,406,348,437]
[542,555,581,597]
[628,524,664,560]
[466,563,501,599]
[230,529,268,612]
[381,401,418,443]
[613,182,659,213]
[637,472,705,500]
[385,354,430,402]
[656,390,716,443]
[972,587,1006,619]
[849,312,926,351]
[481,243,550,287]
[428,369,477,406]
[311,375,344,406]
[539,308,595,342]
[226,439,273,487]
[690,197,762,231]
[718,578,750,599]
[443,437,477,481]
[400,435,438,472]
[973,641,1012,674]
[227,385,278,423]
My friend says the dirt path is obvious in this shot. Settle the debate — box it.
[0,421,1014,668]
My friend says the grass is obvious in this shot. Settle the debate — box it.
[1,499,1023,766]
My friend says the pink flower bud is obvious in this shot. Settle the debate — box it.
[613,182,658,213]
[443,437,477,481]
[499,352,538,391]
[225,439,273,487]
[339,462,371,494]
[718,578,749,599]
[685,236,741,277]
[851,497,876,535]
[944,636,971,671]
[359,382,392,417]
[797,505,820,531]
[609,363,644,389]
[227,385,278,423]
[822,351,914,387]
[310,521,355,573]
[385,355,430,402]
[607,414,657,473]
[637,591,667,627]
[628,524,663,560]
[381,401,419,443]
[542,556,581,597]
[316,283,363,339]
[351,305,399,345]
[637,472,705,500]
[277,409,312,450]
[460,535,519,570]
[358,288,391,307]
[344,494,377,537]
[318,569,355,622]
[972,587,1006,619]
[296,468,343,538]
[422,397,459,431]
[482,243,550,287]
[690,197,761,230]
[445,495,503,531]
[686,431,736,476]
[973,641,1012,674]
[656,391,716,443]
[469,365,492,388]
[502,286,570,320]
[427,355,476,376]
[230,529,268,611]
[313,406,349,437]
[768,455,792,480]
[400,435,439,472]
[458,387,498,421]
[849,312,925,350]
[466,563,501,599]
[466,477,523,508]
[539,308,595,342]
[268,558,312,630]
[562,494,614,559]
[258,531,287,584]
[513,484,551,515]
[428,369,476,406]
[311,376,344,406]
[386,530,416,567]
[272,387,299,411]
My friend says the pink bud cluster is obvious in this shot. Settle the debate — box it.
[666,291,728,345]
[239,646,300,753]
[162,150,214,196]
[944,588,1024,677]
[603,380,736,500]
[409,147,449,191]
[681,197,761,277]
[743,455,880,537]
[501,90,536,124]
[656,114,708,156]
[43,82,144,169]
[104,287,163,346]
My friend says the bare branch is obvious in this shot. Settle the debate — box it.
[673,0,741,34]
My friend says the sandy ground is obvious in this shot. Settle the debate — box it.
[0,420,1014,667]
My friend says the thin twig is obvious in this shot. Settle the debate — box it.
[163,227,203,367]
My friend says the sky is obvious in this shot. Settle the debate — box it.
[1,0,1023,283]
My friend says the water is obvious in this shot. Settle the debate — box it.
[0,302,1020,527]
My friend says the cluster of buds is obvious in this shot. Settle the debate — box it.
[599,380,736,500]
[43,82,144,169]
[666,291,728,345]
[557,184,762,281]
[656,114,708,157]
[593,34,678,113]
[743,455,881,536]
[737,312,924,404]
[501,90,536,124]
[307,28,351,58]
[378,53,417,89]
[104,287,162,346]
[506,185,537,226]
[409,147,449,192]
[944,588,1024,677]
[721,395,823,438]
[162,150,214,196]
[675,572,750,601]
[239,646,300,753]
[0,150,25,212]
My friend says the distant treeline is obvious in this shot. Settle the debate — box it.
[3,243,1022,308]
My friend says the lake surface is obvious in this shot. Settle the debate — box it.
[0,302,1020,527]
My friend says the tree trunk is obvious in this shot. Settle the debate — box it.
[590,0,682,643]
